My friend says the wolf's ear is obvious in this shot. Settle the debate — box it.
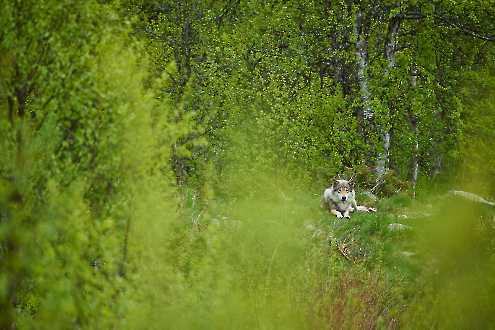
[332,178,340,188]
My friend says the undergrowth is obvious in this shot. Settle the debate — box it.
[139,168,495,329]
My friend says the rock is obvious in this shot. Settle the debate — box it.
[388,223,412,232]
[304,223,316,231]
[404,211,432,219]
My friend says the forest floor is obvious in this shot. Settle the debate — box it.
[164,180,495,329]
[303,188,494,329]
[303,193,426,328]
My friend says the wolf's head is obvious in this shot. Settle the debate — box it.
[332,179,354,202]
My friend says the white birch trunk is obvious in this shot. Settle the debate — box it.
[377,16,401,176]
[354,11,373,120]
[385,17,400,71]
[376,132,390,176]
[410,67,419,197]
[411,134,419,197]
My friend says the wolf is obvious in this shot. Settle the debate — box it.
[321,179,376,218]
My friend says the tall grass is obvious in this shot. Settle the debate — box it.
[120,119,495,329]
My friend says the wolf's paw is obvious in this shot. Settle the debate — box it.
[336,213,343,219]
[368,207,377,212]
[344,214,351,219]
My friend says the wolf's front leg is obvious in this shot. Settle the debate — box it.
[331,209,343,218]
[343,209,351,218]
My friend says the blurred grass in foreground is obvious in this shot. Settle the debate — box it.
[122,122,495,329]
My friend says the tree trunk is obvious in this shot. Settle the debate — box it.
[377,15,401,176]
[410,67,419,197]
[411,125,419,197]
[432,154,442,177]
[385,16,401,71]
[354,10,373,120]
[376,132,390,176]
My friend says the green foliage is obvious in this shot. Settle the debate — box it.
[126,0,495,189]
[0,1,185,328]
[458,68,495,197]
[1,0,495,329]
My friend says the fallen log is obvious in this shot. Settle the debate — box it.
[449,190,495,207]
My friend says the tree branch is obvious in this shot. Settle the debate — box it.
[394,10,495,41]
[436,15,495,42]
